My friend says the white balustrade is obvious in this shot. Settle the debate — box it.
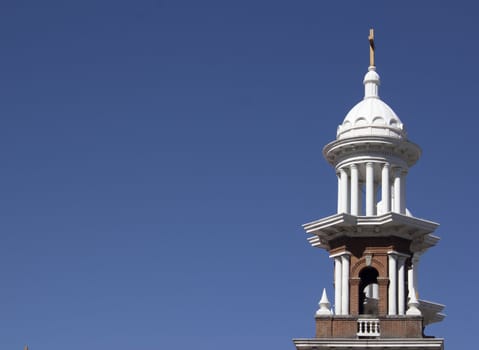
[357,318,380,337]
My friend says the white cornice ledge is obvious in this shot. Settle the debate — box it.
[303,213,356,232]
[293,338,444,350]
[303,212,439,235]
[419,299,446,326]
[303,212,440,251]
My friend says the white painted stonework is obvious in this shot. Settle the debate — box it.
[293,338,444,350]
[316,288,332,316]
[303,64,445,324]
[337,67,405,140]
[324,66,421,218]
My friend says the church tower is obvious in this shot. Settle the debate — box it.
[294,30,445,350]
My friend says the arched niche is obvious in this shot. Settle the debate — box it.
[359,266,379,315]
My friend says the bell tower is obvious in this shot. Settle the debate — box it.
[294,30,445,350]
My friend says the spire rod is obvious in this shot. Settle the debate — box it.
[368,28,375,67]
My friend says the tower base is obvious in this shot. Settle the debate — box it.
[315,315,424,339]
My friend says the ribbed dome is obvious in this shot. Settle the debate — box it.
[337,66,406,140]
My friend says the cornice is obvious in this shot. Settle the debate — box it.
[303,212,440,253]
[293,338,444,350]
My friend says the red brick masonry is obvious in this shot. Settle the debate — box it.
[315,316,423,338]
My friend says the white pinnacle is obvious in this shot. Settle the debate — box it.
[316,288,332,316]
[406,289,422,316]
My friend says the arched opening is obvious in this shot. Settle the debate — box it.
[359,267,379,315]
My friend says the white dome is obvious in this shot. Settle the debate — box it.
[337,67,406,140]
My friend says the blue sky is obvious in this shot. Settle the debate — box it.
[0,1,476,349]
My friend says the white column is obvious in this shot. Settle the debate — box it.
[364,284,372,298]
[350,164,359,215]
[390,183,395,212]
[407,266,414,299]
[393,168,401,213]
[341,254,350,315]
[366,162,374,216]
[388,253,397,315]
[407,254,422,316]
[337,173,341,213]
[398,256,406,315]
[334,256,342,315]
[373,182,379,215]
[412,253,421,298]
[381,163,390,213]
[400,170,407,214]
[340,168,349,214]
[372,283,379,299]
[358,182,364,216]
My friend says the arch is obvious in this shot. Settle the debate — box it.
[389,119,398,127]
[358,267,379,315]
[372,116,385,125]
[351,257,384,277]
[354,117,367,125]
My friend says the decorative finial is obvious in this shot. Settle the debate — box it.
[315,288,332,316]
[368,28,375,67]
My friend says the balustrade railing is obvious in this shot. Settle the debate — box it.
[357,318,380,337]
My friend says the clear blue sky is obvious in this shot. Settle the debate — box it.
[0,1,476,349]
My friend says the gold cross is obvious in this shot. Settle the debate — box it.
[368,28,375,67]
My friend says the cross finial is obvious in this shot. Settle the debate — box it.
[368,28,375,67]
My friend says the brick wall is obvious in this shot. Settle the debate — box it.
[315,316,423,338]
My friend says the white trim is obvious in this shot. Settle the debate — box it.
[293,338,444,350]
[329,251,351,259]
[387,250,410,258]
